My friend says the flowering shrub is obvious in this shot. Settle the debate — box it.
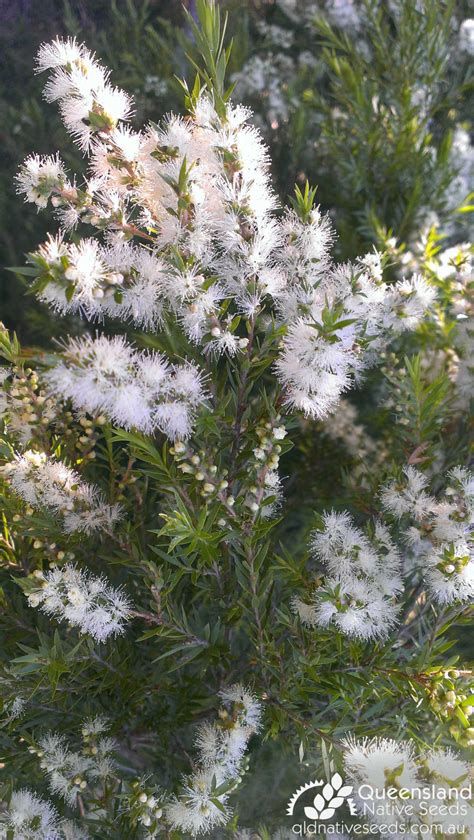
[0,2,472,837]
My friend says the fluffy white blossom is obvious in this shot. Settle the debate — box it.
[294,513,401,639]
[1,450,120,533]
[383,274,437,332]
[344,736,420,793]
[28,236,167,328]
[344,738,472,835]
[312,513,402,594]
[219,683,262,734]
[295,576,400,640]
[424,539,474,605]
[19,37,434,428]
[26,565,132,643]
[37,721,116,806]
[45,334,205,440]
[381,465,437,520]
[59,821,90,840]
[0,789,61,840]
[166,684,260,835]
[2,696,26,724]
[35,38,132,150]
[275,248,435,420]
[382,466,474,604]
[165,769,231,835]
[16,154,69,208]
[423,748,471,788]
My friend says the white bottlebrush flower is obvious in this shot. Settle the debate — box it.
[28,235,168,320]
[296,510,402,640]
[381,466,437,519]
[384,274,437,332]
[165,769,230,835]
[179,287,224,345]
[311,512,402,594]
[205,329,242,357]
[36,38,132,151]
[381,466,474,605]
[343,736,420,793]
[59,820,90,840]
[424,539,474,604]
[38,733,91,806]
[81,716,110,738]
[275,320,356,420]
[59,86,132,151]
[23,35,434,427]
[3,696,26,723]
[36,37,86,73]
[311,511,363,566]
[294,577,400,641]
[1,450,121,534]
[423,748,471,787]
[16,154,68,208]
[419,749,474,832]
[45,334,205,440]
[285,203,334,261]
[344,739,473,835]
[167,685,260,835]
[104,244,166,329]
[219,683,262,733]
[27,565,132,643]
[42,237,108,314]
[274,255,434,421]
[195,684,261,779]
[38,724,116,807]
[0,789,61,840]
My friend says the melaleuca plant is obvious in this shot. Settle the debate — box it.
[232,0,473,251]
[0,2,472,838]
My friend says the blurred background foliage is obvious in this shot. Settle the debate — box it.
[1,0,473,343]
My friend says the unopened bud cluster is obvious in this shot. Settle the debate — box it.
[0,366,58,446]
[170,441,234,510]
[427,670,474,747]
[245,419,286,516]
[62,412,105,461]
[128,780,164,831]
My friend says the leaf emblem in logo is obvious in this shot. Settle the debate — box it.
[303,773,353,820]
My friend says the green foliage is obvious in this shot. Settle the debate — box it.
[182,0,235,113]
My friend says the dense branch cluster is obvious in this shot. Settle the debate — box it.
[16,38,435,427]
